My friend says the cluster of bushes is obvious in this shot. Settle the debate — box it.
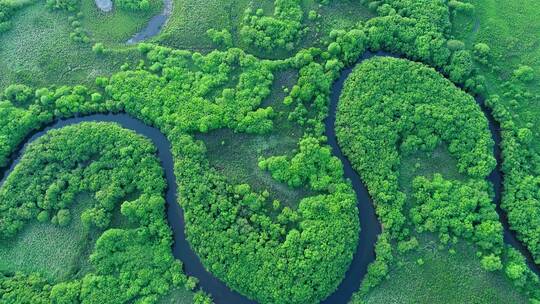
[360,0,484,91]
[45,0,78,12]
[67,12,90,43]
[283,28,368,134]
[240,0,304,52]
[104,44,279,135]
[0,83,115,168]
[115,0,153,11]
[411,174,504,256]
[206,28,233,48]
[487,93,540,264]
[45,0,91,43]
[0,0,29,34]
[0,122,194,302]
[258,136,343,191]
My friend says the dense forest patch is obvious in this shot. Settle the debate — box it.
[336,56,496,237]
[0,122,192,303]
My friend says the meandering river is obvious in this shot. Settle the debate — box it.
[2,53,538,303]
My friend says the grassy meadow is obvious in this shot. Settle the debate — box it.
[362,235,528,304]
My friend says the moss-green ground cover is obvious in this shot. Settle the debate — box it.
[0,0,142,89]
[80,0,162,44]
[0,195,96,281]
[362,235,528,304]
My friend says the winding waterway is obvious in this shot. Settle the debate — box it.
[1,54,538,303]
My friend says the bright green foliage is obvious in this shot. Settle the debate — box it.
[206,28,233,48]
[336,57,495,237]
[259,136,343,191]
[176,138,358,303]
[361,0,480,89]
[0,272,50,303]
[411,174,503,253]
[193,291,213,304]
[106,45,277,135]
[285,29,368,134]
[45,0,78,12]
[116,0,153,11]
[504,248,540,294]
[240,0,303,51]
[362,0,452,67]
[488,95,540,264]
[0,84,108,168]
[0,122,187,302]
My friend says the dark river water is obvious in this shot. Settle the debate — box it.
[126,0,173,44]
[1,53,538,303]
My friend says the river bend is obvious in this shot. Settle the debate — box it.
[1,53,538,304]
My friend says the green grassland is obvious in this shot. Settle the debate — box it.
[154,0,239,51]
[155,0,374,57]
[80,0,163,44]
[0,194,96,282]
[0,0,143,89]
[362,234,528,304]
[452,0,540,151]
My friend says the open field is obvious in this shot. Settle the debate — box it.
[362,235,528,304]
[0,195,96,281]
[0,0,142,89]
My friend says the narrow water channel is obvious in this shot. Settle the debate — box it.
[126,0,173,44]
